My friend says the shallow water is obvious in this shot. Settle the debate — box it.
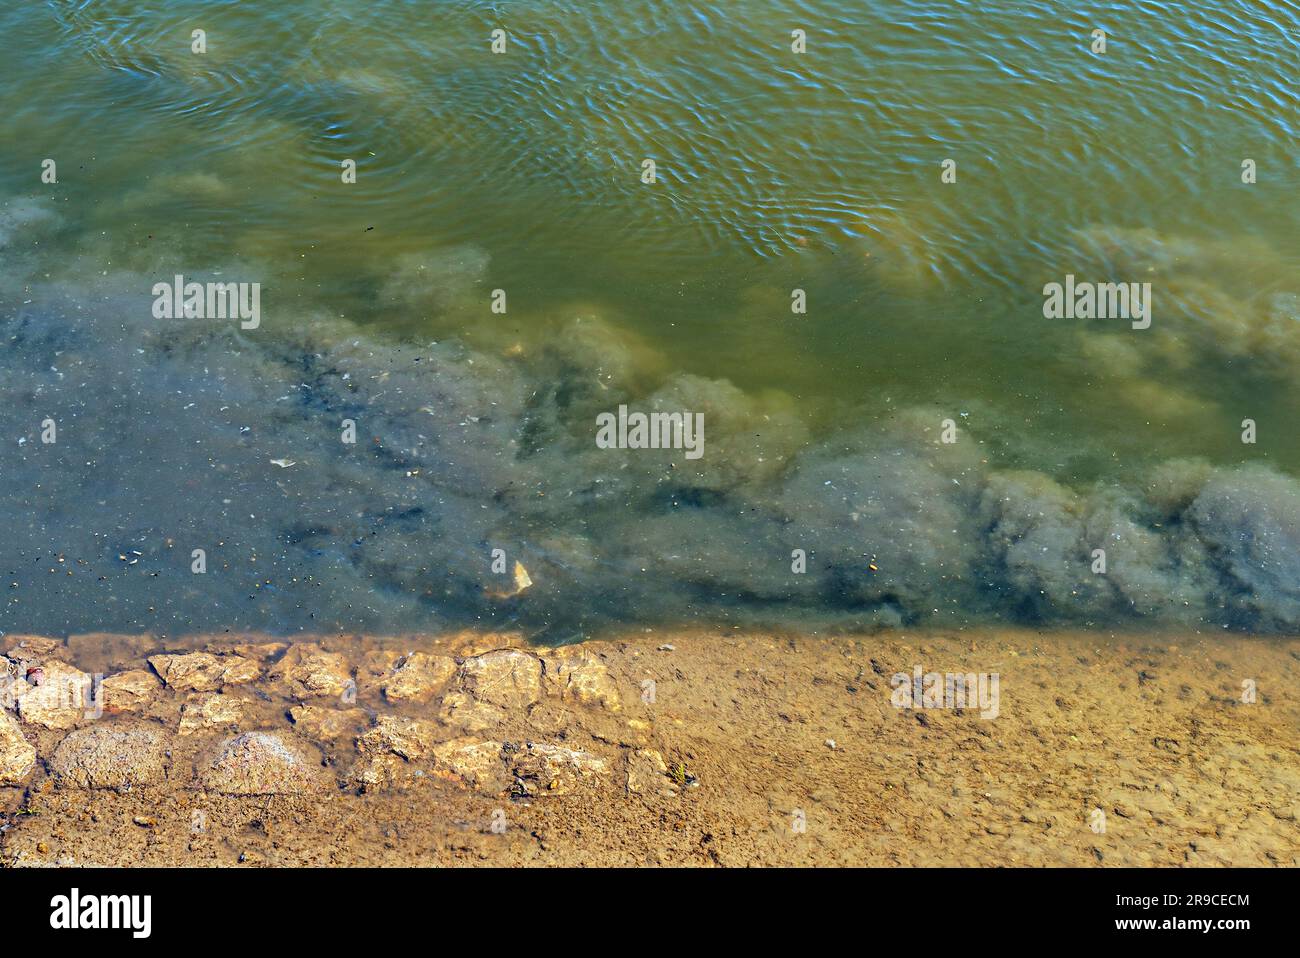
[1,1,1298,638]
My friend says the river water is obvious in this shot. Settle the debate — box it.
[1,1,1298,638]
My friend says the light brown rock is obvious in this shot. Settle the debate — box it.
[437,691,505,733]
[2,635,62,660]
[16,661,94,730]
[50,723,169,788]
[544,649,622,711]
[268,643,352,700]
[178,694,248,736]
[200,731,328,795]
[101,670,161,714]
[431,739,507,791]
[227,641,289,659]
[0,661,21,711]
[361,649,403,676]
[509,742,609,795]
[289,705,369,742]
[148,652,259,692]
[0,710,36,785]
[356,715,440,760]
[445,630,527,657]
[460,649,542,710]
[351,715,442,790]
[351,753,410,790]
[382,652,457,704]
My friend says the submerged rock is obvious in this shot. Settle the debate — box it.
[101,669,162,714]
[543,648,621,711]
[178,694,248,736]
[267,643,353,700]
[0,710,36,786]
[509,742,609,795]
[350,753,409,791]
[381,652,457,704]
[356,715,440,760]
[436,691,505,733]
[430,739,508,791]
[351,715,442,790]
[2,635,63,661]
[200,731,328,796]
[50,723,169,789]
[289,705,369,742]
[15,661,94,730]
[148,652,259,692]
[460,650,543,710]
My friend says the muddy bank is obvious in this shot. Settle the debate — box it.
[1,628,1296,866]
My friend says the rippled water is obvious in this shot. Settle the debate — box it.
[6,0,1299,471]
[1,0,1299,636]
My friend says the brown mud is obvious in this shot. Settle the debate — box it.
[1,628,1296,866]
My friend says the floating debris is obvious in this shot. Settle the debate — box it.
[485,561,532,600]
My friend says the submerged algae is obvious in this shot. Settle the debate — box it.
[1,197,1299,639]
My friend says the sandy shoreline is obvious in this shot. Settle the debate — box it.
[1,627,1296,867]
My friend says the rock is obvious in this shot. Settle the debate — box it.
[460,649,542,710]
[361,649,403,676]
[2,635,63,661]
[356,715,440,760]
[65,632,153,663]
[148,652,259,692]
[101,670,161,714]
[351,716,442,790]
[351,754,409,791]
[15,661,94,730]
[0,711,36,785]
[289,705,369,742]
[50,723,169,788]
[437,691,505,733]
[626,748,677,798]
[589,718,653,749]
[178,694,248,736]
[0,662,21,711]
[230,641,289,660]
[445,630,528,657]
[357,649,402,695]
[544,649,621,711]
[267,643,352,700]
[509,742,609,795]
[200,731,328,795]
[381,652,457,704]
[356,712,441,759]
[431,739,507,791]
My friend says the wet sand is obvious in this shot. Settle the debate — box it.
[1,627,1296,867]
